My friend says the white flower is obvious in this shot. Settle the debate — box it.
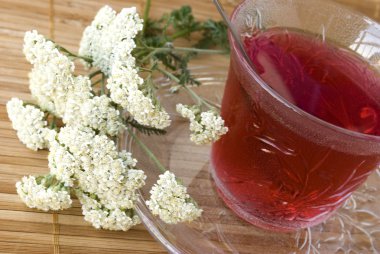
[107,62,171,129]
[78,5,116,60]
[119,150,138,168]
[23,30,71,68]
[28,67,56,113]
[77,190,140,231]
[29,66,92,118]
[79,5,143,75]
[107,58,143,107]
[146,171,202,224]
[176,103,197,120]
[48,140,80,187]
[16,175,72,211]
[81,95,123,136]
[61,78,124,137]
[80,5,170,129]
[24,30,93,118]
[176,104,228,145]
[58,126,146,210]
[61,75,94,123]
[65,95,123,136]
[6,98,54,151]
[126,87,171,129]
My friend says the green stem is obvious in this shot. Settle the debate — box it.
[134,50,148,60]
[88,69,102,79]
[140,48,159,63]
[139,46,226,63]
[142,0,152,35]
[139,67,153,73]
[23,102,40,108]
[100,73,106,95]
[127,127,167,173]
[55,44,93,64]
[43,174,54,187]
[128,128,198,206]
[157,67,216,110]
[173,47,227,54]
[170,28,200,40]
[157,67,180,82]
[50,116,57,129]
[141,45,225,55]
[183,85,216,110]
[92,79,102,87]
[203,97,221,109]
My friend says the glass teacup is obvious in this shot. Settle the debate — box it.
[211,0,380,231]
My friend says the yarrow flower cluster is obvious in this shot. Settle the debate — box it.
[6,98,55,151]
[76,190,141,231]
[9,3,215,231]
[107,62,171,129]
[146,171,202,224]
[80,5,171,129]
[176,104,228,145]
[65,95,123,136]
[16,175,72,211]
[23,31,123,137]
[24,30,92,117]
[52,126,146,206]
[48,139,79,187]
[79,5,143,75]
[47,126,146,230]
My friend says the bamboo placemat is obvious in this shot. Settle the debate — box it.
[0,0,379,253]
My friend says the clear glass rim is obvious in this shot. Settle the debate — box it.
[230,0,380,143]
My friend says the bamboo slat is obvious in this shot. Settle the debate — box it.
[0,0,379,253]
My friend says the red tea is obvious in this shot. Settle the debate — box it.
[211,28,380,230]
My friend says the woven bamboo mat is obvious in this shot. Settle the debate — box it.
[0,0,380,253]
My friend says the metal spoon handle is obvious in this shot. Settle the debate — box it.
[212,0,254,67]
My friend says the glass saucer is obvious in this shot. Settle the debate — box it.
[120,64,380,254]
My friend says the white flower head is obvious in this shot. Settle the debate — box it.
[78,5,116,59]
[84,95,123,135]
[48,140,80,187]
[176,104,228,145]
[16,175,72,211]
[119,150,138,168]
[107,58,143,108]
[24,30,93,117]
[80,5,170,129]
[28,67,56,113]
[77,190,140,231]
[58,126,146,210]
[126,87,171,129]
[107,62,171,129]
[64,93,123,136]
[79,5,143,75]
[6,98,54,150]
[61,75,93,122]
[23,30,72,69]
[146,171,202,224]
